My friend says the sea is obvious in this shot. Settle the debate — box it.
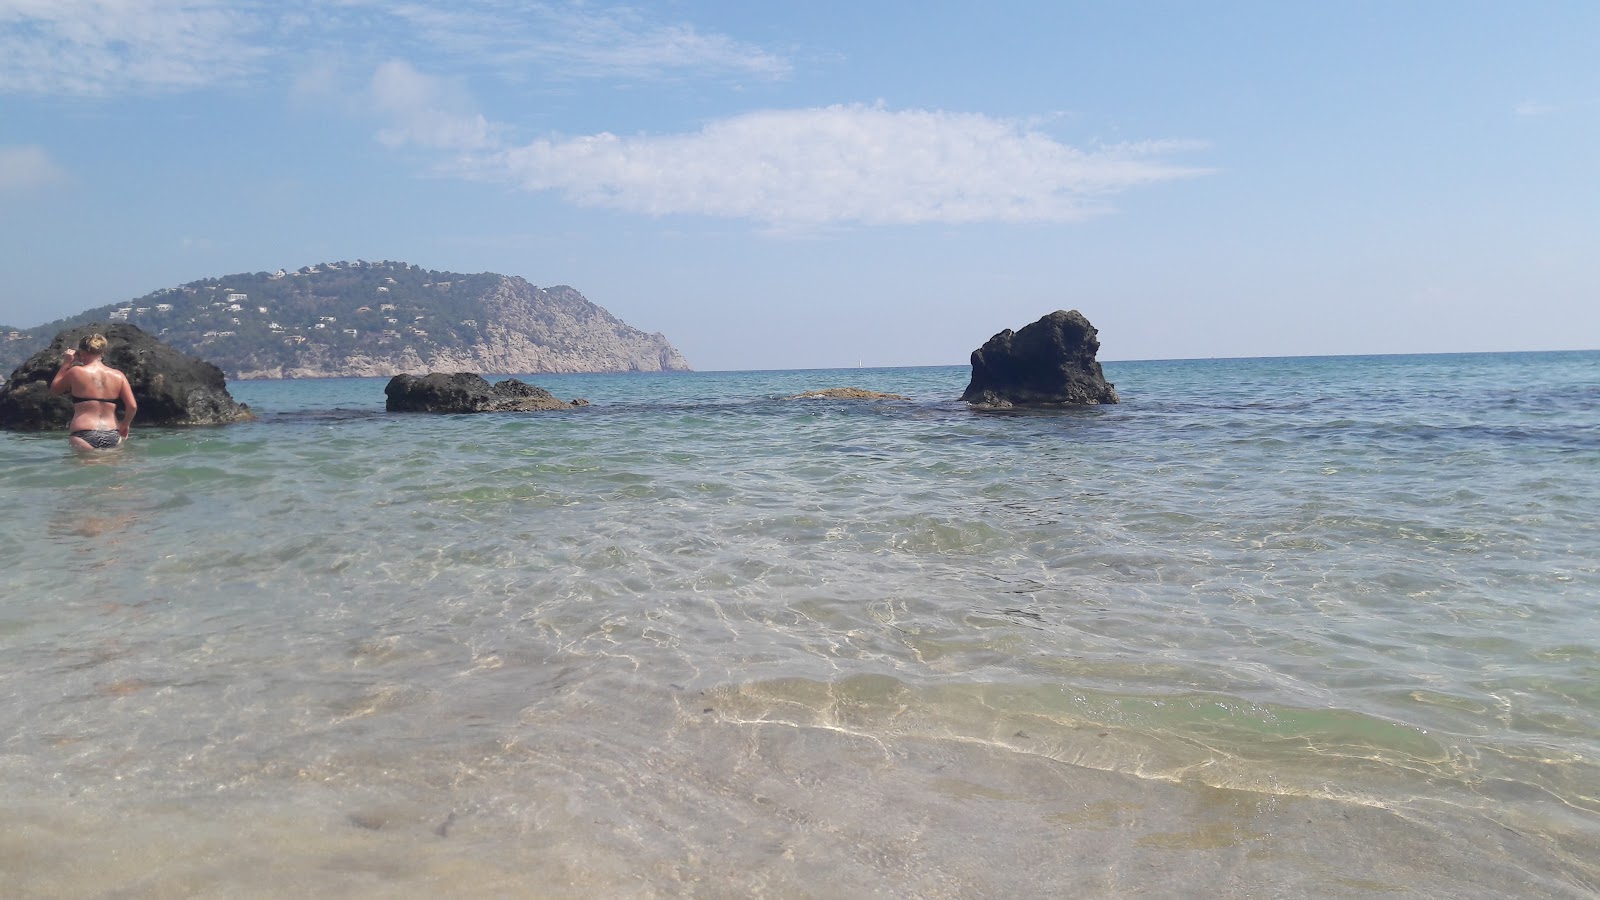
[1,351,1597,898]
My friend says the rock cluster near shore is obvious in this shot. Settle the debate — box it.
[0,312,1124,431]
[961,310,1119,408]
[783,387,909,401]
[0,323,254,431]
[384,372,589,413]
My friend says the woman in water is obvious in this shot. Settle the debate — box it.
[50,333,137,450]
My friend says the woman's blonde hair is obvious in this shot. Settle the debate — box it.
[78,334,109,355]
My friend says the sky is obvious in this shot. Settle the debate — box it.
[1,1,1596,371]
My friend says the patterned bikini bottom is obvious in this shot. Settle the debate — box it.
[71,429,121,449]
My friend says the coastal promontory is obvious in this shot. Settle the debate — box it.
[0,261,692,380]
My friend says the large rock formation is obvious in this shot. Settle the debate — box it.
[961,310,1119,407]
[0,323,254,430]
[384,373,588,413]
[0,262,694,379]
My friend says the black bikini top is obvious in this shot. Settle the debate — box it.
[71,394,118,404]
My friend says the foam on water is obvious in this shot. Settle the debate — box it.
[2,354,1598,895]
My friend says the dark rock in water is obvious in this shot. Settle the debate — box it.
[384,372,588,412]
[0,322,255,431]
[961,310,1119,407]
[783,387,909,401]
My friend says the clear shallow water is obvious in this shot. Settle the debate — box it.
[2,353,1598,897]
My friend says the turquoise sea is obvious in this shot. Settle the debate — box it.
[2,352,1598,897]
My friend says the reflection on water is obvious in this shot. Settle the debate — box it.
[1,356,1599,896]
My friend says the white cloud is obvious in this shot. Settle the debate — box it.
[473,104,1209,227]
[0,145,68,192]
[570,23,790,78]
[0,1,790,97]
[370,60,498,151]
[517,6,792,80]
[0,0,264,96]
[369,1,791,81]
[1514,100,1558,117]
[289,55,345,104]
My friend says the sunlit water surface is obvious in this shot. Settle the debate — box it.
[2,353,1598,897]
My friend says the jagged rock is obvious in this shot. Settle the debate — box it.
[783,388,909,401]
[0,322,254,431]
[384,372,588,413]
[961,310,1119,407]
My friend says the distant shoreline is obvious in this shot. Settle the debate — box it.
[217,348,1595,382]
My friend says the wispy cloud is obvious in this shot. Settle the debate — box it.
[366,1,790,81]
[370,60,499,151]
[0,145,68,192]
[0,1,789,97]
[0,0,264,96]
[468,104,1209,228]
[507,4,792,80]
[1514,100,1558,118]
[3,3,1204,229]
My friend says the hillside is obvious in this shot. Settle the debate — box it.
[0,261,691,379]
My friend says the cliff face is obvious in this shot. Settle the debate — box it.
[474,279,689,376]
[1,262,692,380]
[224,277,691,379]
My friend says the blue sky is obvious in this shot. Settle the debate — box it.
[2,1,1596,370]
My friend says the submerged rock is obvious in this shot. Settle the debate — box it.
[384,372,588,413]
[783,387,909,401]
[961,310,1119,408]
[0,322,255,431]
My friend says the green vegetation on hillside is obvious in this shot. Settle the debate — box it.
[0,261,675,378]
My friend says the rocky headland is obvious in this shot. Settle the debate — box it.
[0,261,691,380]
